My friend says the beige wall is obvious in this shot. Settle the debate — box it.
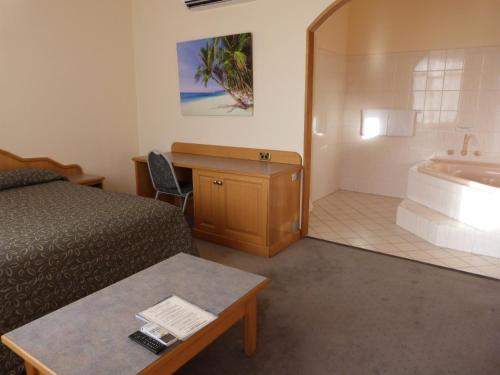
[0,0,138,192]
[1,0,340,192]
[347,0,500,55]
[4,0,497,196]
[315,3,350,54]
[311,4,350,202]
[132,0,336,156]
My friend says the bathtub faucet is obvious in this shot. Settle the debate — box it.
[461,133,480,156]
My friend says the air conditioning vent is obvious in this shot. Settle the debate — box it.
[185,0,255,10]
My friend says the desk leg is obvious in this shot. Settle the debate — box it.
[244,296,257,356]
[25,362,39,375]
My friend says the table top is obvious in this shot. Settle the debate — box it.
[3,254,268,375]
[133,152,301,178]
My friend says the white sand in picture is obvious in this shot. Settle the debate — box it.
[181,93,253,117]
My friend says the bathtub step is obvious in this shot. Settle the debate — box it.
[397,199,500,257]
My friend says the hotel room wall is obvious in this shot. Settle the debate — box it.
[0,0,139,192]
[339,0,500,198]
[311,4,350,202]
[131,0,339,156]
[346,0,500,56]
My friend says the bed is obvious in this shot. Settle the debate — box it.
[0,150,197,375]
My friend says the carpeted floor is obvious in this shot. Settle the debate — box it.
[178,238,500,375]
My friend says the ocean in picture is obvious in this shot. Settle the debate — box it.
[176,33,253,116]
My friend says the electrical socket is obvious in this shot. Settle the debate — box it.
[259,152,271,161]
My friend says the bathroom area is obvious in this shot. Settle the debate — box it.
[308,0,500,278]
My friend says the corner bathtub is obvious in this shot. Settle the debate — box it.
[399,159,500,257]
[408,159,500,231]
[418,159,500,192]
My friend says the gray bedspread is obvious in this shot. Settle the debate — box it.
[0,180,196,375]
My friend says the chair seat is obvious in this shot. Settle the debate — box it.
[160,181,193,196]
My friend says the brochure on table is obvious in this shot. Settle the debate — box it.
[137,295,217,341]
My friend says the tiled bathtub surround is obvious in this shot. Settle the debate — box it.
[397,162,500,258]
[309,191,500,279]
[397,199,500,258]
[340,46,500,198]
[408,161,500,230]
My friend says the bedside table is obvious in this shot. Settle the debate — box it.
[68,173,105,188]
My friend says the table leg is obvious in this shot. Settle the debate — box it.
[25,362,39,375]
[244,296,257,356]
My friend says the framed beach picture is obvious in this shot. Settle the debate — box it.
[176,33,254,116]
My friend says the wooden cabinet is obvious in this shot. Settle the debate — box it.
[219,173,268,246]
[193,168,299,257]
[194,171,222,233]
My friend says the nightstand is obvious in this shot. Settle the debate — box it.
[68,173,105,188]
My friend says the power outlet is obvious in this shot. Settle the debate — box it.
[259,152,271,161]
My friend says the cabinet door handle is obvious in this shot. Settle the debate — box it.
[213,180,218,184]
[218,180,223,186]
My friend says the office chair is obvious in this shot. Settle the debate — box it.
[147,150,193,213]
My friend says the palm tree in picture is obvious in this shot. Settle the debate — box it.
[194,33,253,110]
[218,33,253,105]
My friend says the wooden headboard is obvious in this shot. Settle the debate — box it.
[0,149,83,176]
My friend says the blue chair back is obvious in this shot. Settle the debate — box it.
[147,151,180,194]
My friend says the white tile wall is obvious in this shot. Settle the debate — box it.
[311,48,347,201]
[339,46,500,198]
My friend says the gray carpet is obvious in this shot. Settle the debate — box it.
[178,238,500,375]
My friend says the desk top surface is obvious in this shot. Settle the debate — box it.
[3,253,269,375]
[134,152,301,177]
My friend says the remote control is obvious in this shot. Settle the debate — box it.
[129,330,167,355]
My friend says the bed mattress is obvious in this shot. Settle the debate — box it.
[0,178,196,375]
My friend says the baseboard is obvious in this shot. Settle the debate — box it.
[192,229,300,257]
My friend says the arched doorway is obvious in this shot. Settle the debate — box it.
[302,0,352,236]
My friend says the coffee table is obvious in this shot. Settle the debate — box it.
[1,253,269,375]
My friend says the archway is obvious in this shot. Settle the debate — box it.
[302,0,352,236]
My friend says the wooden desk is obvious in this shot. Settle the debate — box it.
[133,143,302,257]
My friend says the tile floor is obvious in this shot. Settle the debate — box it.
[308,190,500,279]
